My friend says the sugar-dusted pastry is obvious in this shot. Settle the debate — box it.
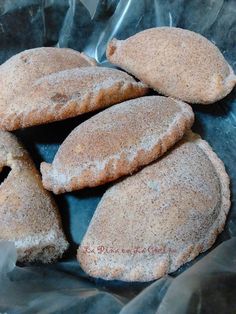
[77,132,230,282]
[0,48,148,130]
[0,47,96,102]
[107,27,236,104]
[0,131,69,263]
[41,96,194,194]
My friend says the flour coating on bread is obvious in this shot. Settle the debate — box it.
[41,96,194,193]
[107,27,236,104]
[0,48,148,130]
[77,132,230,282]
[0,47,96,100]
[0,131,69,263]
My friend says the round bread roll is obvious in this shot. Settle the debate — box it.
[41,96,194,194]
[77,132,230,282]
[107,27,236,104]
[0,131,69,263]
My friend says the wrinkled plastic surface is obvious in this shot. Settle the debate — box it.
[0,0,235,313]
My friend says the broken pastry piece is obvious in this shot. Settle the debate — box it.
[41,96,194,194]
[0,131,69,263]
[0,48,147,130]
[107,27,236,104]
[77,132,230,282]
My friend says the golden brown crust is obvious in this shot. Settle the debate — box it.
[107,27,236,104]
[0,66,148,130]
[77,131,230,282]
[41,96,194,194]
[0,131,69,263]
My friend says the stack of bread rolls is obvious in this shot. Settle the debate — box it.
[0,27,234,281]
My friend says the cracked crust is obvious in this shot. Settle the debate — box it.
[77,131,230,282]
[41,96,194,194]
[106,27,236,104]
[0,131,69,263]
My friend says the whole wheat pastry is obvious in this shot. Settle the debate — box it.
[0,47,96,103]
[41,96,194,194]
[0,131,69,263]
[107,27,236,104]
[77,132,230,282]
[0,48,148,130]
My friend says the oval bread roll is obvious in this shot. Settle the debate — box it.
[0,131,69,263]
[107,27,236,104]
[77,132,230,282]
[41,96,194,194]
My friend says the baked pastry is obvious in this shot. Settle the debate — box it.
[41,96,194,194]
[77,132,230,282]
[0,131,69,263]
[41,96,193,194]
[0,47,96,102]
[107,27,236,104]
[0,47,147,130]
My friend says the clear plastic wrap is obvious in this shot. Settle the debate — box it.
[0,0,235,313]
